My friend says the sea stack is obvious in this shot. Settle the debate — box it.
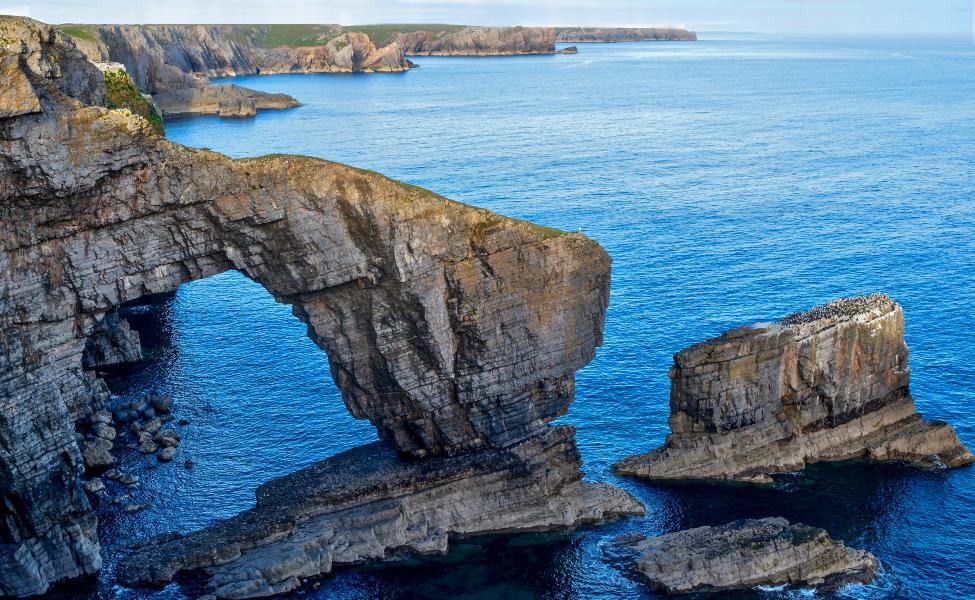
[0,17,641,597]
[614,294,973,483]
[607,518,878,594]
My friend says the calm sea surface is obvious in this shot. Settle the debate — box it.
[87,34,975,599]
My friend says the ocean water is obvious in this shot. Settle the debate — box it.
[81,34,975,599]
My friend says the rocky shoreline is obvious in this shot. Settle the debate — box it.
[0,17,638,596]
[57,24,697,116]
[2,14,972,600]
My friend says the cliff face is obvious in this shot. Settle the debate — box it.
[0,17,640,597]
[68,25,411,115]
[390,26,557,56]
[614,295,973,483]
[608,518,877,594]
[555,27,697,42]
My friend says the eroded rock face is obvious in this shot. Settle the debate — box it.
[614,295,974,483]
[120,426,643,597]
[67,25,412,116]
[390,27,557,56]
[607,518,877,594]
[1,17,631,596]
[555,27,698,42]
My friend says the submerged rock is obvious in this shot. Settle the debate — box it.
[615,295,973,483]
[157,447,177,462]
[608,518,877,594]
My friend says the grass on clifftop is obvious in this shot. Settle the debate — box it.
[58,24,99,42]
[103,69,164,135]
[344,24,467,45]
[233,24,467,47]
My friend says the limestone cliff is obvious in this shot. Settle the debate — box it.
[615,295,974,483]
[0,17,641,597]
[607,518,877,594]
[63,24,411,115]
[389,26,558,56]
[555,27,698,42]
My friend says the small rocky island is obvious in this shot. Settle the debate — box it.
[607,518,878,594]
[615,294,973,483]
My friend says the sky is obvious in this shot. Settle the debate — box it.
[0,0,970,36]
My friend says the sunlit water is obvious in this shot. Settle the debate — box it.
[76,34,975,599]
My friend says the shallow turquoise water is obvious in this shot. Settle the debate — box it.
[90,34,975,599]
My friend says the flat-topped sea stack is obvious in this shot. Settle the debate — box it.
[607,518,878,594]
[614,294,973,483]
[0,17,641,597]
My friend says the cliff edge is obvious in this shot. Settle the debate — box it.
[0,17,641,597]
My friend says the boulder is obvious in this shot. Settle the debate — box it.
[93,423,116,441]
[157,447,177,462]
[82,438,115,470]
[83,479,106,494]
[154,430,181,448]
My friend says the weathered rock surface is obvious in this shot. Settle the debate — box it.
[390,26,557,56]
[120,426,642,597]
[555,27,698,43]
[614,295,974,483]
[64,25,411,116]
[1,17,634,596]
[82,307,142,370]
[607,518,877,594]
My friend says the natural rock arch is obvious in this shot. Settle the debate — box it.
[0,18,638,596]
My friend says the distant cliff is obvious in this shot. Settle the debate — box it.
[389,26,558,56]
[555,27,697,42]
[56,24,697,116]
[62,24,411,115]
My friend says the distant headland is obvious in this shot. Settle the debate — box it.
[56,24,697,116]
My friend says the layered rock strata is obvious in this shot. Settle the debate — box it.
[615,295,973,483]
[67,25,410,115]
[120,426,642,598]
[390,26,558,56]
[555,27,698,43]
[607,518,877,594]
[1,17,637,596]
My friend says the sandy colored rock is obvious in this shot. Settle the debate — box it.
[615,295,974,483]
[607,518,877,594]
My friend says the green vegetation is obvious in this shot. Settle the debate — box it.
[103,69,164,135]
[58,24,98,43]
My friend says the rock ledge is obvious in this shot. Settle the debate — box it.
[607,518,878,594]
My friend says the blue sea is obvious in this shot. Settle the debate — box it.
[87,34,975,599]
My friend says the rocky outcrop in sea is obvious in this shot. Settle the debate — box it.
[614,294,974,483]
[606,518,878,594]
[0,17,641,597]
